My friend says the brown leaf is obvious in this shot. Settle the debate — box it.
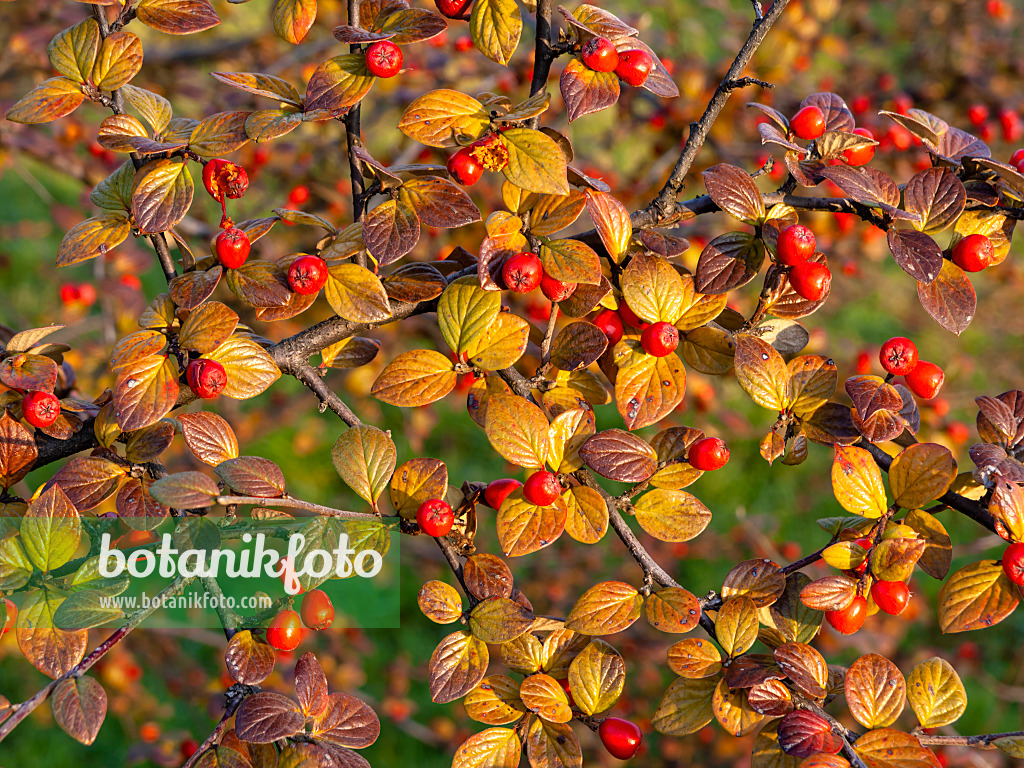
[136,0,221,34]
[397,177,481,229]
[917,259,976,336]
[215,456,286,498]
[429,630,489,703]
[464,554,514,601]
[234,692,304,744]
[887,229,943,284]
[854,728,940,768]
[560,58,619,122]
[312,691,380,748]
[51,676,106,745]
[0,412,37,489]
[845,653,906,729]
[579,429,657,482]
[177,412,239,466]
[695,232,765,294]
[904,168,966,234]
[225,630,275,686]
[702,163,766,224]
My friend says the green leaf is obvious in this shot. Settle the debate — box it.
[437,279,502,355]
[469,0,522,66]
[500,128,569,196]
[331,426,397,509]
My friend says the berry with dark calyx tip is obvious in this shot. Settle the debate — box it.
[523,470,561,506]
[417,498,455,537]
[871,580,910,616]
[776,224,816,266]
[788,261,831,301]
[581,36,619,73]
[266,609,303,651]
[468,133,510,171]
[617,302,648,330]
[502,252,543,293]
[615,49,654,87]
[365,40,403,78]
[688,437,730,471]
[640,321,679,358]
[905,360,944,400]
[435,0,472,20]
[540,273,577,302]
[825,594,867,634]
[951,233,995,272]
[483,478,522,509]
[790,104,827,140]
[592,309,624,345]
[202,159,249,203]
[186,359,228,399]
[287,254,329,295]
[22,391,60,429]
[879,336,919,376]
[843,127,876,166]
[598,717,643,760]
[215,227,251,269]
[1002,541,1024,586]
[1,597,17,638]
[447,147,483,186]
[300,589,335,630]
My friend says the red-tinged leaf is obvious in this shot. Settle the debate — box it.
[234,692,304,744]
[578,429,657,482]
[51,676,106,745]
[938,559,1020,633]
[463,554,514,601]
[149,471,220,508]
[549,321,608,372]
[215,456,286,498]
[245,108,303,142]
[224,630,275,686]
[6,77,84,124]
[926,125,990,163]
[113,355,179,431]
[777,710,841,759]
[187,111,250,157]
[379,8,448,44]
[854,728,940,768]
[15,589,88,679]
[0,412,36,489]
[917,259,976,336]
[904,168,966,234]
[273,0,317,43]
[305,54,374,112]
[50,456,126,512]
[313,691,381,748]
[429,630,489,703]
[177,412,239,466]
[560,58,619,122]
[178,301,238,355]
[224,262,292,309]
[496,491,567,557]
[845,654,906,730]
[362,198,420,266]
[168,268,221,310]
[695,232,765,294]
[703,163,766,225]
[887,228,943,284]
[135,0,221,34]
[131,159,194,235]
[0,353,58,392]
[397,177,481,228]
[211,71,302,106]
[371,349,456,407]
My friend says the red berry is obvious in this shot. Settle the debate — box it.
[825,595,867,635]
[599,717,643,760]
[1000,109,1023,143]
[22,391,60,429]
[640,322,679,357]
[266,610,303,651]
[523,470,560,506]
[1,597,17,638]
[119,274,142,290]
[300,589,335,630]
[856,351,872,375]
[581,37,619,73]
[287,254,329,295]
[59,284,80,303]
[791,105,827,140]
[1002,542,1024,586]
[78,283,97,307]
[951,233,995,272]
[905,360,944,400]
[365,40,402,78]
[557,677,575,708]
[454,35,473,52]
[435,0,472,20]
[968,104,989,127]
[483,478,522,509]
[788,261,831,301]
[447,148,483,186]
[879,337,919,377]
[180,739,199,760]
[843,127,876,166]
[417,499,454,537]
[540,273,577,302]
[688,437,730,471]
[288,184,310,206]
[186,359,228,399]
[502,252,543,293]
[617,302,648,330]
[1011,148,1024,173]
[592,309,624,345]
[776,224,816,266]
[615,49,654,87]
[852,537,872,576]
[871,580,910,616]
[202,159,249,203]
[215,228,251,269]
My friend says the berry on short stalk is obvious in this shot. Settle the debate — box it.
[951,233,995,272]
[581,37,619,72]
[266,609,303,651]
[483,478,522,510]
[871,580,910,616]
[879,336,919,377]
[905,360,944,400]
[287,254,329,295]
[523,470,560,506]
[688,437,730,471]
[640,322,679,358]
[615,49,654,87]
[592,309,624,345]
[598,717,643,760]
[447,148,483,186]
[365,40,403,78]
[186,359,228,399]
[203,159,249,204]
[22,391,60,429]
[825,595,867,634]
[790,105,826,140]
[502,252,543,293]
[215,227,251,269]
[300,589,336,630]
[788,261,831,301]
[540,273,576,302]
[417,498,455,537]
[776,224,816,266]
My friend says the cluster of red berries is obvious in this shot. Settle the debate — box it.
[824,533,912,635]
[776,224,831,301]
[579,36,654,88]
[59,282,98,307]
[500,251,578,303]
[878,336,945,400]
[447,133,511,186]
[788,104,875,166]
[21,390,61,429]
[590,302,682,358]
[265,588,336,651]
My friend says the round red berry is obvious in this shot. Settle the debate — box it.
[843,127,876,166]
[180,739,199,760]
[557,677,575,708]
[523,470,560,506]
[1,597,17,638]
[454,35,473,52]
[266,609,303,651]
[186,359,228,399]
[435,0,472,20]
[288,184,310,206]
[688,437,730,471]
[447,147,483,186]
[288,254,329,295]
[905,360,944,400]
[852,537,872,576]
[502,252,543,293]
[788,261,831,301]
[540,273,577,302]
[1011,148,1024,173]
[871,580,910,616]
[78,283,97,306]
[599,717,643,760]
[617,302,648,330]
[59,284,80,303]
[300,589,335,630]
[203,159,249,203]
[581,36,619,73]
[215,227,251,269]
[951,233,995,272]
[825,595,867,635]
[791,105,827,140]
[615,49,654,87]
[365,40,403,78]
[483,478,522,510]
[776,224,816,266]
[879,336,919,376]
[417,498,454,537]
[968,104,989,127]
[1002,541,1024,586]
[592,309,624,345]
[640,321,679,357]
[22,391,60,429]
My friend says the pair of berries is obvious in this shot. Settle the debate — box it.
[878,337,945,399]
[580,37,654,88]
[776,224,831,302]
[790,105,875,164]
[501,252,577,302]
[825,581,911,634]
[22,391,61,429]
[447,134,511,186]
[265,589,336,651]
[590,305,681,357]
[59,282,98,306]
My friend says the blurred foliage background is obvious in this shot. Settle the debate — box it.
[2,0,1024,765]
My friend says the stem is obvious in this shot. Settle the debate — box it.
[180,688,254,768]
[345,0,367,268]
[539,303,559,364]
[284,360,365,427]
[215,495,394,520]
[527,0,555,129]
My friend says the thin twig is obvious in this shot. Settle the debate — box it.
[215,495,394,520]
